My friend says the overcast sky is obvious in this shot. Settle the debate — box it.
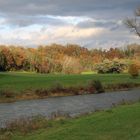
[0,0,140,48]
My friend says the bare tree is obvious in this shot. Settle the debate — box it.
[125,7,140,37]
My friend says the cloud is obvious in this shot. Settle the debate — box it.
[0,0,140,48]
[76,18,123,31]
[0,0,139,16]
[0,25,106,46]
[0,0,139,27]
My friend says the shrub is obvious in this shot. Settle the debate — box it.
[95,59,127,74]
[94,80,105,93]
[87,80,104,94]
[128,64,139,78]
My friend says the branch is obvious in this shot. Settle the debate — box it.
[135,7,140,16]
[125,17,140,37]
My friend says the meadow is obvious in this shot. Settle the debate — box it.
[1,102,140,140]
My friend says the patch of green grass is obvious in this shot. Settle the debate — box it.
[0,72,140,93]
[81,71,97,74]
[2,102,140,140]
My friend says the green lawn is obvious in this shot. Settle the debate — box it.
[0,72,140,92]
[5,102,140,140]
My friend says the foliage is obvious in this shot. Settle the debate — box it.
[0,44,140,74]
[95,59,128,74]
[128,63,139,78]
[62,56,82,74]
[0,50,7,71]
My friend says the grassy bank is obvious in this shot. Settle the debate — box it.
[1,102,140,140]
[1,72,140,91]
[0,72,140,102]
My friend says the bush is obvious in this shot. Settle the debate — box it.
[87,80,104,93]
[94,80,105,93]
[95,59,127,74]
[128,64,139,78]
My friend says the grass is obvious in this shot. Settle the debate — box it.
[0,72,140,92]
[1,102,140,140]
[0,72,140,102]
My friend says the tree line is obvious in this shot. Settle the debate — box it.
[0,43,140,74]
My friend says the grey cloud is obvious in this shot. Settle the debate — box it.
[0,0,139,27]
[0,0,140,48]
[0,0,139,16]
[76,19,123,31]
[3,15,67,27]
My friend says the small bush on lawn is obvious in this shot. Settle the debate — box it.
[94,80,105,93]
[128,63,139,78]
[87,80,104,94]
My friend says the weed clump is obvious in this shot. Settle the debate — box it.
[87,80,104,93]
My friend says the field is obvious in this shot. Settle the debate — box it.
[1,102,140,140]
[0,72,140,92]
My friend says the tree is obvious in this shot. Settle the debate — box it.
[125,7,140,37]
[0,51,7,71]
[62,56,82,74]
[1,47,15,70]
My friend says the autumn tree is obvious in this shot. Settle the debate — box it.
[1,47,15,70]
[62,56,83,74]
[0,50,7,71]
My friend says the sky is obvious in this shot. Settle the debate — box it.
[0,0,140,48]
